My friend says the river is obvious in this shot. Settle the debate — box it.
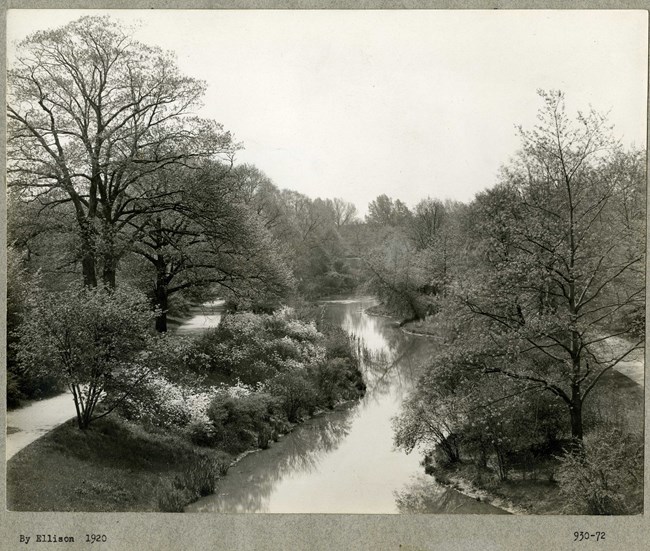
[185,297,506,514]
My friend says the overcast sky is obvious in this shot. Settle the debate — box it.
[7,10,648,214]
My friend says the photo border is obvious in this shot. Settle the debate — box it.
[1,2,648,549]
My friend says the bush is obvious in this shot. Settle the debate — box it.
[206,391,280,454]
[314,357,365,408]
[16,284,154,429]
[556,428,643,514]
[117,368,218,431]
[144,334,211,381]
[6,370,25,408]
[195,310,326,386]
[268,372,318,422]
[117,374,193,428]
[185,418,219,447]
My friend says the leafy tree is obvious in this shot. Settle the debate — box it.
[454,90,645,442]
[6,247,65,405]
[393,371,462,465]
[16,284,154,429]
[404,198,468,297]
[394,346,566,479]
[362,228,431,321]
[328,197,359,228]
[7,16,236,288]
[7,189,81,290]
[228,164,287,232]
[408,197,448,250]
[126,163,293,331]
[366,194,411,226]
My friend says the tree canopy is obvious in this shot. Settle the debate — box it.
[8,16,237,288]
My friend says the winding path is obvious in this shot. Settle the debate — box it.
[6,392,77,460]
[5,299,226,461]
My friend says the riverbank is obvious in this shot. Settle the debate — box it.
[364,304,443,338]
[8,302,366,512]
[7,414,232,511]
[7,398,359,512]
[420,365,644,515]
[425,462,560,515]
[362,301,644,515]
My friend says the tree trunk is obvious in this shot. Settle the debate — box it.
[569,395,583,443]
[82,254,98,288]
[77,209,99,287]
[101,219,118,289]
[70,384,84,430]
[155,296,168,333]
[102,262,117,289]
[80,229,97,287]
[153,261,170,333]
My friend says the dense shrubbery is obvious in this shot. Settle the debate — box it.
[556,428,643,515]
[206,390,284,452]
[194,308,365,422]
[195,307,326,385]
[116,309,364,460]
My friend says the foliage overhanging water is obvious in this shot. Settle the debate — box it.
[186,298,507,513]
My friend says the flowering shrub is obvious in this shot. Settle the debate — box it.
[118,374,198,428]
[128,308,365,456]
[16,284,153,429]
[196,310,326,385]
[556,428,643,514]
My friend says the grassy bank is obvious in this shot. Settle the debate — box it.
[363,303,398,319]
[7,415,232,512]
[7,399,354,512]
[370,300,644,515]
[8,306,366,512]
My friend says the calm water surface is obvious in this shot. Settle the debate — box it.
[186,297,506,514]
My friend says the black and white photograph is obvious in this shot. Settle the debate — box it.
[2,5,648,547]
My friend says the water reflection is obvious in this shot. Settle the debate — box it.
[188,298,505,514]
[394,475,509,515]
[186,406,355,513]
[334,298,433,401]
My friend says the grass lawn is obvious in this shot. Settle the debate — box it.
[7,415,231,512]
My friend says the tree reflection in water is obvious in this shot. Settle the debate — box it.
[188,298,502,514]
[186,406,354,513]
[394,475,510,514]
[338,298,437,402]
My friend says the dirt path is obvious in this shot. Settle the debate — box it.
[173,299,224,335]
[6,392,77,460]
